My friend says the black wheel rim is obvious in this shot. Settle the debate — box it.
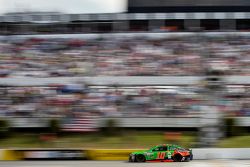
[174,154,182,162]
[136,155,145,162]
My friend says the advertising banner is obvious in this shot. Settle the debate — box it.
[21,150,87,160]
[87,149,143,161]
[0,150,3,160]
[2,150,23,160]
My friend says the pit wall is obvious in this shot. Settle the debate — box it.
[0,148,250,160]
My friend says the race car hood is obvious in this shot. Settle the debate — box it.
[130,150,148,155]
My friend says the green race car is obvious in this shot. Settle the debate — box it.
[129,144,193,162]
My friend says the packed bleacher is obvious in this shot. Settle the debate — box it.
[0,85,201,118]
[0,35,249,77]
[0,34,250,132]
[0,37,203,77]
[0,84,204,131]
[0,83,249,131]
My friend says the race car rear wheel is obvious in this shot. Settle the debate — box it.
[135,154,146,162]
[173,154,183,162]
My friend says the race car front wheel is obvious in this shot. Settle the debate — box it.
[135,154,146,162]
[184,156,190,162]
[173,154,183,162]
[129,156,133,162]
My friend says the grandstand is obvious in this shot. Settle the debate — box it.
[0,0,250,148]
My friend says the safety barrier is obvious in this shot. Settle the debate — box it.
[0,150,3,160]
[193,148,250,160]
[0,149,87,160]
[0,150,23,160]
[86,149,143,161]
[21,149,87,160]
[0,148,250,160]
[86,148,250,160]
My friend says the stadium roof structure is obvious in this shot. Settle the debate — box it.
[128,0,250,13]
[1,12,250,23]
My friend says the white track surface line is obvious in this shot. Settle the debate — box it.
[0,160,250,167]
[185,160,250,167]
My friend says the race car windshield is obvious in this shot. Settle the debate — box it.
[150,146,159,151]
[151,146,168,151]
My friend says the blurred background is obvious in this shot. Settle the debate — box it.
[0,0,250,149]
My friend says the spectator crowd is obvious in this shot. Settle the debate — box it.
[0,34,250,131]
[0,84,249,120]
[0,85,202,119]
[0,35,225,77]
[0,35,249,77]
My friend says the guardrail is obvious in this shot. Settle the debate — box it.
[0,148,250,160]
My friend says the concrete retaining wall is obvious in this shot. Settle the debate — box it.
[193,148,250,160]
[0,148,249,160]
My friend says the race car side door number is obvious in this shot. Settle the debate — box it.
[157,152,166,159]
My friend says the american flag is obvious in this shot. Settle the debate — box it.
[62,115,99,132]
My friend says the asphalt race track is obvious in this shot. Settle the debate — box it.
[0,160,250,167]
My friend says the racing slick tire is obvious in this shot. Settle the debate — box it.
[173,154,183,162]
[135,154,146,162]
